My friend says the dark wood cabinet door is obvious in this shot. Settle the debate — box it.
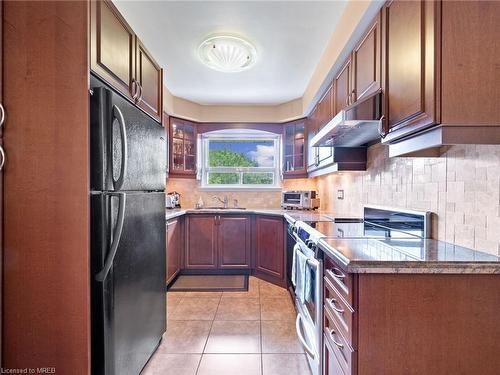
[381,0,440,136]
[166,218,182,284]
[255,216,284,280]
[283,119,307,178]
[218,216,251,269]
[352,14,381,102]
[170,117,197,178]
[334,58,352,115]
[136,37,163,122]
[318,83,334,128]
[90,0,136,99]
[185,215,217,269]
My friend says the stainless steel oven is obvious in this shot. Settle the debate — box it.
[291,221,325,375]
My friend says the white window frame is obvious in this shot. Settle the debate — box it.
[199,129,282,191]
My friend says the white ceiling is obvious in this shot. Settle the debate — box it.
[114,0,347,105]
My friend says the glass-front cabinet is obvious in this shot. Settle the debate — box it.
[169,117,197,178]
[283,118,307,178]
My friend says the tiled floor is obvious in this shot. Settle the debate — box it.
[142,277,312,375]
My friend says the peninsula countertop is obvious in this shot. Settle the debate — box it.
[319,237,500,274]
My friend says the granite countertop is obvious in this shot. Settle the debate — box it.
[319,237,500,274]
[165,207,337,223]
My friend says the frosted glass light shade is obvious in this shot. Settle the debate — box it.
[198,35,257,72]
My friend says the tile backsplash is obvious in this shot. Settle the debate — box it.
[166,178,316,210]
[316,143,500,257]
[167,143,500,256]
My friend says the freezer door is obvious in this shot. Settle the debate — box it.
[91,192,166,375]
[90,79,167,192]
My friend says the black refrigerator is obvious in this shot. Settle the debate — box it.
[90,75,167,375]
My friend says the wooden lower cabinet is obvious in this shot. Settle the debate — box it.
[255,216,285,284]
[322,253,500,374]
[218,215,251,269]
[185,215,218,269]
[185,214,251,270]
[166,217,183,284]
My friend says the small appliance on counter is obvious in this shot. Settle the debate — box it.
[166,191,181,208]
[281,190,320,210]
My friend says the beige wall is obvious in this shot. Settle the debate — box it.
[316,143,500,257]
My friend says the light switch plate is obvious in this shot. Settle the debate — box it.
[337,189,344,200]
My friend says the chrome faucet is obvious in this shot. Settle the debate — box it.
[212,195,229,208]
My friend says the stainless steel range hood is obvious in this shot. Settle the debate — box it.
[310,89,383,147]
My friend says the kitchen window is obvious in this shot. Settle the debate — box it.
[200,130,281,190]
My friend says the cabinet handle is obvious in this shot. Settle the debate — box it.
[131,78,139,100]
[350,89,356,105]
[136,82,143,104]
[327,328,344,349]
[326,297,344,314]
[0,103,5,129]
[378,115,387,138]
[0,145,5,171]
[327,267,346,280]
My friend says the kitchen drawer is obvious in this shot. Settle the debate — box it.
[324,277,355,347]
[324,332,347,375]
[324,307,356,375]
[324,256,354,305]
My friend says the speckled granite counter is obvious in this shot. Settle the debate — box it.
[319,237,500,274]
[165,208,339,223]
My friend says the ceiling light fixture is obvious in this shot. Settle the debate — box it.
[197,34,257,73]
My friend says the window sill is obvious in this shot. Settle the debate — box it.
[199,186,283,192]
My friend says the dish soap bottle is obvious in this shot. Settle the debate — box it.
[196,196,204,209]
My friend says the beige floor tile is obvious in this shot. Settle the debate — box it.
[215,298,260,321]
[259,279,290,298]
[262,354,312,375]
[222,277,260,299]
[167,291,186,300]
[261,320,304,353]
[260,297,296,321]
[169,297,220,321]
[167,297,182,321]
[196,354,261,375]
[141,353,201,375]
[183,291,223,299]
[158,320,212,354]
[205,321,261,354]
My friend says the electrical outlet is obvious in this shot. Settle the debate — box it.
[337,189,344,200]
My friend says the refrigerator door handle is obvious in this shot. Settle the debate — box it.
[112,104,128,191]
[96,192,127,282]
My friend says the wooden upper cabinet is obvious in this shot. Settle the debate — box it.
[166,217,182,285]
[334,58,352,115]
[91,0,136,99]
[91,0,163,121]
[170,118,197,178]
[255,216,285,281]
[440,0,500,126]
[352,14,381,102]
[381,0,440,136]
[136,38,163,122]
[185,215,217,269]
[283,119,307,178]
[318,83,334,129]
[218,216,251,269]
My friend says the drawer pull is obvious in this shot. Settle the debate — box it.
[328,328,344,349]
[327,267,346,280]
[326,298,344,314]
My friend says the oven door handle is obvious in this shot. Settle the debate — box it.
[295,314,316,359]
